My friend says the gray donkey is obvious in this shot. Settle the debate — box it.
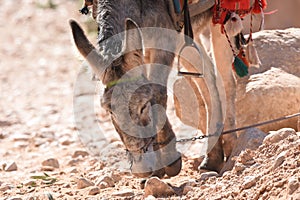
[70,0,245,177]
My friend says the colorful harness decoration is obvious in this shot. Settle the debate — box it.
[212,0,267,77]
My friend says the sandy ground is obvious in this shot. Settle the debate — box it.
[0,1,299,199]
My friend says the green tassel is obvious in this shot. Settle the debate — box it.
[233,56,249,77]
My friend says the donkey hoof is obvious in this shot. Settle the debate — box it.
[132,171,154,178]
[152,168,166,178]
[198,156,223,173]
[164,156,182,177]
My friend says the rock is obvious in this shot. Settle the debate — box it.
[110,171,122,183]
[23,180,36,187]
[237,68,300,132]
[67,167,78,174]
[234,163,246,173]
[272,151,287,170]
[199,171,218,181]
[238,149,255,165]
[184,180,198,187]
[7,197,22,200]
[252,29,300,77]
[67,158,83,166]
[242,176,257,189]
[144,177,176,198]
[60,138,73,145]
[41,166,55,171]
[98,181,108,189]
[236,29,300,132]
[88,186,100,195]
[182,186,193,195]
[221,128,266,174]
[72,150,89,158]
[12,135,31,142]
[4,161,17,171]
[42,158,59,168]
[288,177,299,195]
[112,189,134,197]
[95,175,115,188]
[77,178,94,189]
[144,195,156,200]
[0,184,11,192]
[263,128,297,145]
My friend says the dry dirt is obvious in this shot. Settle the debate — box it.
[0,1,299,200]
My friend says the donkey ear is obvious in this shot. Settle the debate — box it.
[122,18,145,72]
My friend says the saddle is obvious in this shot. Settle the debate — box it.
[79,0,267,77]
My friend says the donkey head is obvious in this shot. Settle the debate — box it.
[70,19,181,177]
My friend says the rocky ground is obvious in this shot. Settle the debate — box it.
[0,1,300,199]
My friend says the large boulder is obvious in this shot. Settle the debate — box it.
[236,28,300,132]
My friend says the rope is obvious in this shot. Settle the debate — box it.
[222,112,300,135]
[248,12,253,43]
[222,25,237,57]
[175,112,300,143]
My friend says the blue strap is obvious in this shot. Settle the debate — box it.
[173,0,181,13]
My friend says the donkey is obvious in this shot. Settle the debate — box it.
[70,0,243,176]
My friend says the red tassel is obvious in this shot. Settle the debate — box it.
[253,0,267,14]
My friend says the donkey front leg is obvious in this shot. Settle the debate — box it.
[147,49,182,177]
[210,23,237,162]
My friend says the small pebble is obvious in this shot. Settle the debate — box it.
[67,158,82,166]
[60,138,73,145]
[77,177,94,189]
[88,186,100,195]
[272,151,286,170]
[98,181,108,189]
[41,166,55,171]
[288,177,299,195]
[242,176,257,189]
[23,180,36,187]
[234,163,246,173]
[144,177,175,198]
[4,161,17,172]
[67,167,78,174]
[145,195,156,200]
[13,135,31,142]
[112,189,134,197]
[0,184,11,192]
[96,175,115,188]
[199,171,218,181]
[42,158,59,168]
[7,197,22,200]
[72,150,89,158]
[182,186,193,195]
